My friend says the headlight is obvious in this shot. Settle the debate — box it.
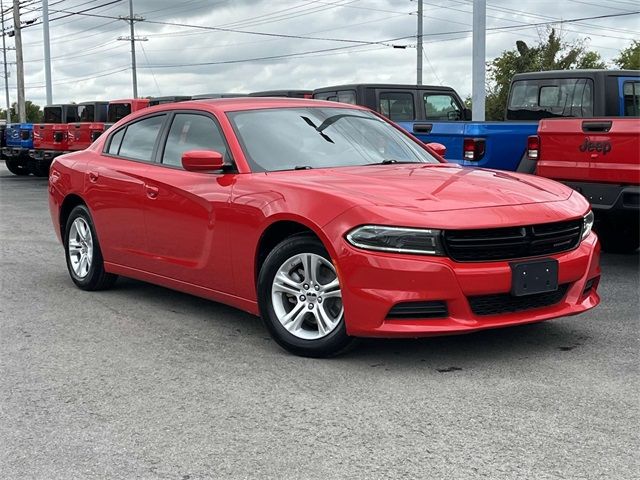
[346,225,445,255]
[582,210,594,240]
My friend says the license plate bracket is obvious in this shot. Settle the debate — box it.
[510,258,559,297]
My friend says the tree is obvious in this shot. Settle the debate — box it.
[614,40,640,70]
[0,101,43,123]
[484,28,606,120]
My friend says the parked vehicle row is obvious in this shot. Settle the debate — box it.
[314,70,639,171]
[2,98,151,177]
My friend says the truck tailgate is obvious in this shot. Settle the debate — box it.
[536,118,640,184]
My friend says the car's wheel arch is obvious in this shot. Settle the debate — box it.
[59,193,88,241]
[254,216,339,286]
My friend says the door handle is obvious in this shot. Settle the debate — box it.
[88,171,99,183]
[413,123,433,134]
[145,185,159,199]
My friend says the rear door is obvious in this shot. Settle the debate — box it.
[141,111,236,293]
[85,113,167,269]
[537,118,640,184]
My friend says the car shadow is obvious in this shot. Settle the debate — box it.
[100,277,590,367]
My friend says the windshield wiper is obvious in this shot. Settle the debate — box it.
[294,165,313,170]
[369,159,422,165]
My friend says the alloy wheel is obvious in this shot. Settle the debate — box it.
[68,217,94,278]
[271,252,343,340]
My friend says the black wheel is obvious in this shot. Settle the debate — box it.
[596,215,639,254]
[257,234,356,357]
[64,205,118,290]
[4,158,30,176]
[30,160,50,177]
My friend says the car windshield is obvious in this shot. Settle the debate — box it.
[228,107,438,172]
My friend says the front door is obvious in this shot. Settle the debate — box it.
[142,112,236,293]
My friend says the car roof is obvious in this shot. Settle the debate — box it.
[512,69,639,80]
[135,97,370,114]
[313,83,456,92]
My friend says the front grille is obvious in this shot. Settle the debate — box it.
[468,284,569,316]
[443,219,583,262]
[387,300,448,319]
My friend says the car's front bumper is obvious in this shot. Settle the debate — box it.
[335,233,600,337]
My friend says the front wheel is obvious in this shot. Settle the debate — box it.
[258,234,355,357]
[64,205,118,290]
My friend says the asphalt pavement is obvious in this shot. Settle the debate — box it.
[0,162,638,480]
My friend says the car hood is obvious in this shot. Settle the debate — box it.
[266,164,573,213]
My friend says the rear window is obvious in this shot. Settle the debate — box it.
[77,105,95,122]
[623,81,640,117]
[508,78,594,119]
[379,92,415,121]
[108,103,132,123]
[44,107,62,123]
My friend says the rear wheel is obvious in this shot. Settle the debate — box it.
[64,205,117,290]
[258,234,355,357]
[4,158,30,175]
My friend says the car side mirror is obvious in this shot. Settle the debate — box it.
[181,150,224,172]
[426,142,446,158]
[463,108,472,121]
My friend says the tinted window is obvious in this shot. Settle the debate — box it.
[65,106,79,123]
[108,103,132,123]
[508,78,594,119]
[107,128,125,155]
[161,113,228,167]
[77,105,95,122]
[623,81,640,117]
[379,92,414,121]
[44,107,62,123]
[425,94,462,120]
[314,92,336,101]
[118,115,165,161]
[229,107,437,172]
[337,90,356,104]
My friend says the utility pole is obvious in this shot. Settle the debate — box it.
[471,0,486,121]
[1,1,11,123]
[12,0,25,122]
[42,0,52,104]
[118,0,146,98]
[416,0,423,85]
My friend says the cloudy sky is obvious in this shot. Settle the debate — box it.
[4,0,639,107]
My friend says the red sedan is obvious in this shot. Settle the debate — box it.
[48,98,600,357]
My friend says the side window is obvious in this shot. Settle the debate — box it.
[314,92,334,101]
[118,115,165,161]
[107,128,125,155]
[425,94,462,120]
[161,113,228,168]
[623,81,640,117]
[379,92,415,121]
[337,90,356,104]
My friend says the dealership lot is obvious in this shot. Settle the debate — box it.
[0,163,637,479]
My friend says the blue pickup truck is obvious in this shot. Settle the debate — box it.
[2,123,34,175]
[312,69,639,171]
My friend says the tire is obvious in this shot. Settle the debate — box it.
[4,158,30,176]
[596,215,640,254]
[257,234,356,357]
[64,204,118,291]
